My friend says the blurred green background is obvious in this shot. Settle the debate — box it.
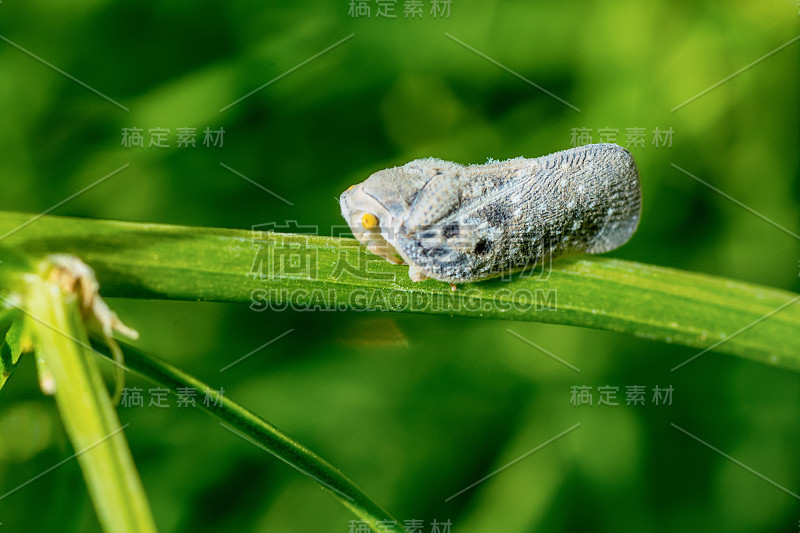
[1,0,799,531]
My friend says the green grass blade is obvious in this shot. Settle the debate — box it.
[24,277,157,533]
[89,337,404,533]
[1,211,799,370]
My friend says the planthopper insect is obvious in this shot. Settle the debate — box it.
[340,143,641,285]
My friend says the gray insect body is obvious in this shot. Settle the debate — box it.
[340,143,641,284]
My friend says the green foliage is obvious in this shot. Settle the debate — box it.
[0,256,157,532]
[0,1,798,532]
[1,212,798,370]
[0,210,798,531]
[90,338,404,533]
[24,279,157,533]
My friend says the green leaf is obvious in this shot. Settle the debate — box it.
[23,275,157,533]
[0,318,25,392]
[1,210,799,370]
[0,245,37,392]
[90,337,404,533]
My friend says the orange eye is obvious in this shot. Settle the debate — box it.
[361,213,379,230]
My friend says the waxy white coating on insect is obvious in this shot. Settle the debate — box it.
[340,143,641,284]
